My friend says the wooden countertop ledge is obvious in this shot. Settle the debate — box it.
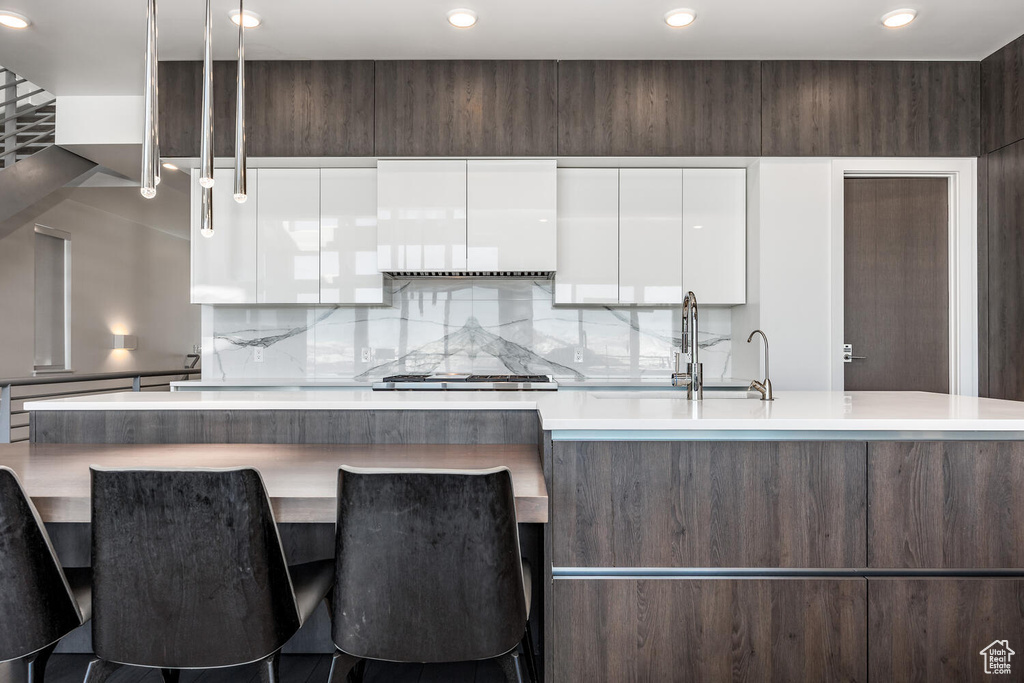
[0,443,548,524]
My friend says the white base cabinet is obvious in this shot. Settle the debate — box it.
[321,169,391,305]
[190,168,258,304]
[555,169,619,304]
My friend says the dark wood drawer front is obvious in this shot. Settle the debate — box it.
[553,578,867,683]
[552,441,867,568]
[868,441,1024,568]
[869,579,1024,682]
[556,60,762,157]
[374,60,557,157]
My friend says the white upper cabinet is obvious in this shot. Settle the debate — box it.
[190,168,258,304]
[377,160,467,273]
[467,160,557,272]
[555,168,619,305]
[683,169,747,305]
[618,169,684,305]
[320,169,391,305]
[257,169,321,304]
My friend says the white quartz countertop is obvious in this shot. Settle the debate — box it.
[25,390,1024,435]
[169,378,751,390]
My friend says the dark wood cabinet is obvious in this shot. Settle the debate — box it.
[762,61,980,157]
[374,60,557,157]
[868,441,1024,568]
[869,579,1024,682]
[982,34,1024,154]
[556,60,762,157]
[552,440,867,568]
[986,139,1024,401]
[553,578,867,683]
[158,60,374,157]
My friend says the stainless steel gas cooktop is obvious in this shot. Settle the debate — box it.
[372,373,558,391]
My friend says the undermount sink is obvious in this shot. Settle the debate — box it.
[589,390,759,400]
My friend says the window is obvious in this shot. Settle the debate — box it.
[33,225,70,372]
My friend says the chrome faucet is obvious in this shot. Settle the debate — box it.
[672,291,703,400]
[746,329,774,401]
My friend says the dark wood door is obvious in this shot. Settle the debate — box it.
[553,578,867,683]
[868,441,1024,568]
[552,440,867,568]
[869,579,1024,682]
[844,177,949,392]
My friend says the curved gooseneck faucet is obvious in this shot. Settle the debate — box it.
[746,329,774,401]
[672,291,703,400]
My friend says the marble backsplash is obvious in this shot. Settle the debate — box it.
[202,279,733,382]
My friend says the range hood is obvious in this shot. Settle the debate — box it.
[385,270,555,279]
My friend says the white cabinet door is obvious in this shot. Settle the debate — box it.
[377,160,467,273]
[683,169,746,305]
[190,168,258,304]
[321,169,390,305]
[618,169,683,305]
[467,160,557,272]
[554,168,619,304]
[257,169,321,304]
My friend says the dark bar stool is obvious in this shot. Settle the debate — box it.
[327,466,539,683]
[0,466,91,682]
[83,467,334,683]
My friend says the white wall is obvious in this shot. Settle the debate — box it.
[744,159,834,390]
[0,193,199,379]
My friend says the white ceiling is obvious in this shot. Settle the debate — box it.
[0,0,1022,95]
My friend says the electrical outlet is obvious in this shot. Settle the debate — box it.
[253,347,264,363]
[361,348,372,363]
[574,347,584,363]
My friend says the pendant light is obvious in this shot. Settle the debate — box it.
[140,0,159,199]
[200,185,214,238]
[198,0,215,189]
[233,0,247,203]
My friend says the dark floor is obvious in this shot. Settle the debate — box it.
[33,655,506,683]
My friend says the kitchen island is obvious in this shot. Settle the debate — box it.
[24,390,1024,682]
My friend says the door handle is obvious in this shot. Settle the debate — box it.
[842,344,866,363]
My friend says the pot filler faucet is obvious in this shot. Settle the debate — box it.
[672,291,703,400]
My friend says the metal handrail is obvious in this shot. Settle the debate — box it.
[0,112,54,144]
[0,86,45,109]
[0,99,56,129]
[7,127,55,157]
[1,368,202,444]
[0,77,27,91]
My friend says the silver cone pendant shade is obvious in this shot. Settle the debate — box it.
[200,185,214,238]
[140,0,159,199]
[198,0,215,189]
[233,0,247,203]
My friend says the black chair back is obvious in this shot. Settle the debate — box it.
[332,466,527,662]
[0,466,84,662]
[90,467,300,668]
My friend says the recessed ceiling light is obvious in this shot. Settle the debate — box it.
[162,162,178,171]
[229,9,262,28]
[881,8,917,28]
[447,8,478,28]
[664,8,696,28]
[0,10,30,29]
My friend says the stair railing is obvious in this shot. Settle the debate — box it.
[1,66,56,169]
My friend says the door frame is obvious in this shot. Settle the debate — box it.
[829,158,978,395]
